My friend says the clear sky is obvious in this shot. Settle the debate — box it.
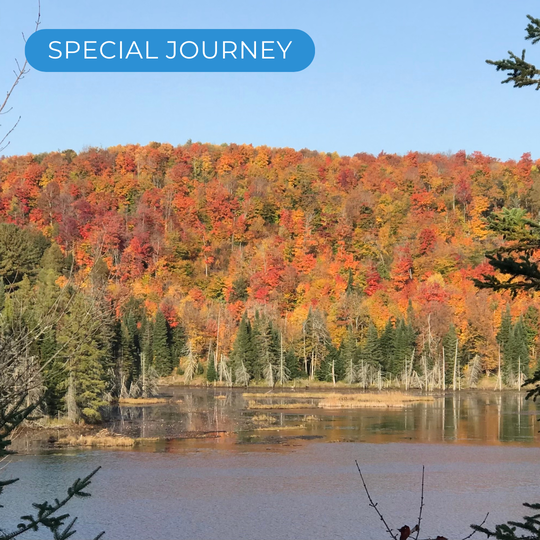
[0,0,539,159]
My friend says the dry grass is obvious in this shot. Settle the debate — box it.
[243,392,328,399]
[254,425,302,431]
[247,400,318,410]
[118,397,168,405]
[245,392,434,410]
[251,414,277,425]
[57,429,135,447]
[36,417,78,429]
[319,392,434,409]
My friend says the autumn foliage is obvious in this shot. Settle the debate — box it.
[2,142,540,378]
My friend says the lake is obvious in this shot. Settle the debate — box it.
[4,388,540,540]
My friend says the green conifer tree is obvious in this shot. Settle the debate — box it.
[40,328,66,416]
[230,313,255,380]
[250,311,263,378]
[58,292,109,423]
[523,305,540,367]
[341,331,359,384]
[206,354,218,382]
[171,322,187,371]
[40,242,65,274]
[285,349,301,380]
[363,322,383,368]
[393,318,415,378]
[506,319,530,383]
[256,316,279,383]
[152,310,172,376]
[498,305,513,350]
[379,318,395,374]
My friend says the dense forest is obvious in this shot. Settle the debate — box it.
[2,142,540,420]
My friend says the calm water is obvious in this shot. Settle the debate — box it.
[4,389,540,540]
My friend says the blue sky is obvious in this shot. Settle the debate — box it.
[0,0,539,159]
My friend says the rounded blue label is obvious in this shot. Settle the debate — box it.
[25,29,315,72]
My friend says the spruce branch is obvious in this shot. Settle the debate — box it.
[471,503,540,539]
[0,467,103,540]
[525,14,540,44]
[486,14,540,89]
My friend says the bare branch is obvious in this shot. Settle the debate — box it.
[355,460,397,540]
[0,1,41,149]
[414,466,425,540]
[461,513,489,540]
[0,116,20,153]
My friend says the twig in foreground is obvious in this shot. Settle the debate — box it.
[461,512,489,540]
[414,465,425,540]
[355,460,397,540]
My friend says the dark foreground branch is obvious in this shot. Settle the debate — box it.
[355,460,397,540]
[0,467,104,540]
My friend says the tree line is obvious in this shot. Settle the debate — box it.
[6,213,539,425]
[4,144,540,421]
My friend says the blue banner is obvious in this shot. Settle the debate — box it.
[25,29,315,72]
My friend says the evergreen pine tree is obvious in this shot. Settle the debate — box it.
[523,305,539,367]
[333,343,345,381]
[40,242,65,274]
[379,318,395,374]
[498,305,512,349]
[393,318,415,378]
[121,313,139,378]
[206,354,217,382]
[508,319,530,382]
[341,331,359,384]
[230,313,255,380]
[363,322,383,368]
[58,292,109,423]
[250,311,262,378]
[256,316,279,383]
[285,349,301,380]
[152,310,172,376]
[315,343,343,383]
[40,328,65,416]
[171,322,187,371]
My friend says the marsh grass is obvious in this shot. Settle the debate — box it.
[319,392,434,409]
[251,414,277,425]
[245,391,434,410]
[57,431,135,447]
[247,400,318,410]
[118,397,169,405]
[253,425,303,431]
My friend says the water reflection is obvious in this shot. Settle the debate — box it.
[105,388,540,448]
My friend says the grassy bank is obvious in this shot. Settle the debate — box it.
[245,391,435,410]
[57,430,136,448]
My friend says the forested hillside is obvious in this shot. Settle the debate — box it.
[2,143,539,419]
